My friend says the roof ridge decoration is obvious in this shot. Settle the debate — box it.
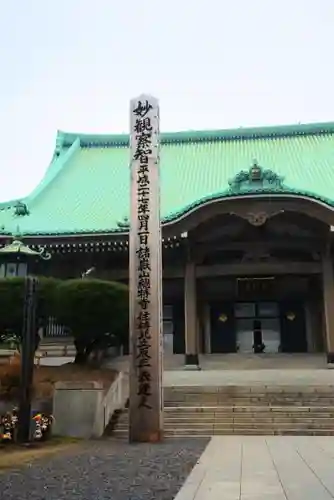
[116,216,130,229]
[228,161,285,194]
[13,201,30,217]
[54,131,65,158]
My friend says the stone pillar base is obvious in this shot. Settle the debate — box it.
[327,352,334,364]
[184,354,201,370]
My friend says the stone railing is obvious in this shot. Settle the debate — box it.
[101,371,125,431]
[53,371,128,439]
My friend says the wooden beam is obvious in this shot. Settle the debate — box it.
[196,262,321,277]
[194,238,324,259]
[99,261,321,281]
[98,268,185,280]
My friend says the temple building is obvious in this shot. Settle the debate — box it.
[1,121,334,365]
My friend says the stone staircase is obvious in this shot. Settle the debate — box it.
[111,385,334,438]
[38,339,76,358]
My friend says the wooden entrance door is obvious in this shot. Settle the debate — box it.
[280,301,307,353]
[210,302,236,353]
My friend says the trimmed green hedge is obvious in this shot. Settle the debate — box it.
[54,279,128,363]
[0,277,129,363]
[0,277,60,350]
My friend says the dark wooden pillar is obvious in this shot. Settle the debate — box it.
[184,261,200,368]
[322,253,334,363]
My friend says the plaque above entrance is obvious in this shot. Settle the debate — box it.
[236,277,275,298]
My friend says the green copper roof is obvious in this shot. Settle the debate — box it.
[2,121,334,236]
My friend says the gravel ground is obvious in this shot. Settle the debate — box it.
[0,439,209,500]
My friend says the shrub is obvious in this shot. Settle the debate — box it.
[0,277,60,351]
[0,278,25,338]
[36,277,60,326]
[0,356,21,400]
[54,279,129,364]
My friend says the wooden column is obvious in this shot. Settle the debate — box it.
[322,254,334,363]
[184,261,200,368]
[203,303,211,354]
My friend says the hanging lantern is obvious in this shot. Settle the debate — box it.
[286,311,296,321]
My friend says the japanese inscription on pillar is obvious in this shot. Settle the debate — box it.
[129,94,163,442]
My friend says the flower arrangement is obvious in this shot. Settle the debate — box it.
[32,413,54,441]
[0,408,18,442]
[0,408,54,443]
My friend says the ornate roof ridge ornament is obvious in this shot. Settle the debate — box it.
[116,216,130,229]
[228,160,285,193]
[13,201,30,217]
[0,240,51,260]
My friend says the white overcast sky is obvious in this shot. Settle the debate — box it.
[0,0,334,201]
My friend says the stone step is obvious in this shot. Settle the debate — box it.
[164,390,334,402]
[165,398,334,403]
[166,392,325,395]
[165,401,334,406]
[109,435,215,441]
[38,345,76,357]
[166,396,334,400]
[164,398,334,405]
[117,410,334,428]
[113,404,334,436]
[117,418,334,428]
[165,391,334,397]
[117,422,334,430]
[116,423,334,432]
[164,386,334,394]
[117,415,334,424]
[120,408,334,415]
[169,423,334,430]
[112,428,334,437]
[121,406,334,413]
[176,413,334,419]
[117,413,334,422]
[164,405,334,414]
[112,385,334,438]
[165,391,334,396]
[162,412,334,418]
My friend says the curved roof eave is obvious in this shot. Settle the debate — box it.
[21,189,334,238]
[2,189,334,239]
[160,189,334,227]
[12,189,334,238]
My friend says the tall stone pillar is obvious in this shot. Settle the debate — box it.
[129,94,163,442]
[322,254,334,364]
[184,261,200,369]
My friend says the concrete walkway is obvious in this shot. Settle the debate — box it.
[175,436,334,499]
[110,353,329,373]
[109,354,334,387]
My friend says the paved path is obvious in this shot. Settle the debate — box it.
[110,353,328,370]
[107,355,334,388]
[175,436,334,499]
